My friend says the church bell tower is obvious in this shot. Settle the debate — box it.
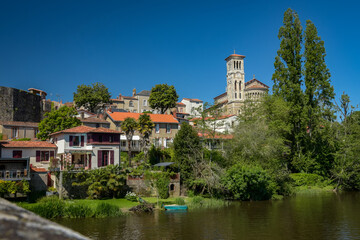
[225,53,245,103]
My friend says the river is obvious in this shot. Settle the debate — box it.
[56,192,360,240]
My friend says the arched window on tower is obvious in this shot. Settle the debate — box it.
[234,61,235,69]
[236,61,239,69]
[235,93,237,99]
[234,81,237,91]
[239,61,241,70]
[239,93,241,99]
[239,81,241,90]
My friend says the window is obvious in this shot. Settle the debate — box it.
[129,101,134,107]
[143,99,147,106]
[36,150,55,162]
[13,150,22,158]
[109,135,113,143]
[41,151,49,161]
[73,136,80,146]
[166,124,171,133]
[12,127,19,138]
[180,108,183,113]
[155,124,160,133]
[166,138,172,148]
[34,128,39,138]
[121,141,126,147]
[235,93,237,99]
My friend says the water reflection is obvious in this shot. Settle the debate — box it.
[56,192,360,240]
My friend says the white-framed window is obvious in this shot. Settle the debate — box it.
[129,101,134,107]
[155,124,160,133]
[143,99,147,106]
[12,127,19,138]
[166,124,171,133]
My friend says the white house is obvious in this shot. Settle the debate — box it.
[50,125,122,170]
[181,98,204,117]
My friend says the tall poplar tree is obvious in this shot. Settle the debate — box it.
[272,8,304,168]
[303,20,336,174]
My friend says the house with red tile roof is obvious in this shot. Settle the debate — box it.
[0,121,39,140]
[180,98,204,117]
[106,111,180,151]
[49,125,122,170]
[213,53,269,115]
[190,114,238,134]
[0,140,57,190]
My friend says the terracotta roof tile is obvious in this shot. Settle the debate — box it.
[0,121,39,127]
[1,141,56,148]
[107,112,179,124]
[50,125,121,135]
[245,84,269,90]
[182,98,203,102]
[177,102,186,106]
[245,78,270,88]
[30,166,48,172]
[198,133,234,139]
[78,117,109,124]
[214,92,227,100]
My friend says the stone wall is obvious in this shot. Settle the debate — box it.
[0,86,41,122]
[0,198,89,239]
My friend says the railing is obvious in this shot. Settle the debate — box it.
[0,169,30,180]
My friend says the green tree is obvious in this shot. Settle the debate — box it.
[137,113,155,160]
[223,164,276,201]
[272,8,304,170]
[121,117,138,167]
[300,20,336,174]
[173,122,202,186]
[149,84,179,114]
[37,106,81,140]
[73,82,111,113]
[332,94,360,190]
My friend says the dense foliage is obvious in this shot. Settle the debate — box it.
[0,180,30,197]
[223,164,276,201]
[67,165,128,199]
[149,84,178,114]
[73,82,111,113]
[37,106,81,140]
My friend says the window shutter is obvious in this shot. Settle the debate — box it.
[87,134,91,143]
[110,151,114,165]
[81,136,84,146]
[69,136,73,146]
[88,154,92,169]
[36,151,41,162]
[97,150,102,167]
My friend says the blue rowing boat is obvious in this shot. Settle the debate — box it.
[164,205,188,211]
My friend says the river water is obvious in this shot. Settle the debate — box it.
[56,192,360,240]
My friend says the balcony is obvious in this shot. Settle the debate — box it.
[0,169,30,181]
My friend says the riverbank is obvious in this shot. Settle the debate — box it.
[16,196,229,219]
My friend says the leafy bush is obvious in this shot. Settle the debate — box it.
[0,180,30,197]
[94,203,122,217]
[125,191,138,202]
[191,196,204,205]
[65,203,93,218]
[155,174,170,199]
[290,173,331,187]
[69,165,128,199]
[12,138,31,141]
[222,164,276,201]
[32,196,66,219]
[174,197,185,205]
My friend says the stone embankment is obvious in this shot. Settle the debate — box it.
[0,198,88,240]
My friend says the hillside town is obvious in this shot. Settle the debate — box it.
[0,53,268,193]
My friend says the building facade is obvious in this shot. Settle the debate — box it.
[0,121,39,140]
[50,126,122,170]
[106,111,180,151]
[213,53,269,115]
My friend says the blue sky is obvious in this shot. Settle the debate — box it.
[1,0,359,107]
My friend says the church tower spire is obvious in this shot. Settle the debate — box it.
[225,53,245,103]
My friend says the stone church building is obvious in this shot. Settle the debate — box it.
[214,53,269,115]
